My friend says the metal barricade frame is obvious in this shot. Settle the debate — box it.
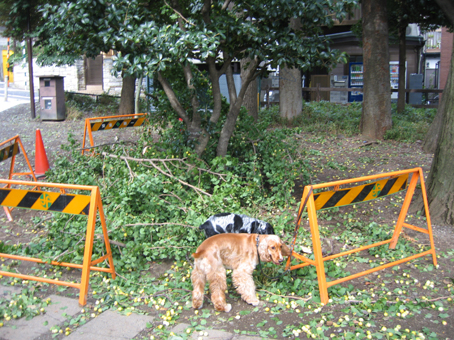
[0,135,38,220]
[286,168,437,304]
[81,114,147,155]
[0,179,116,306]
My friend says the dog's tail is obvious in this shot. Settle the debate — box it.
[192,250,205,259]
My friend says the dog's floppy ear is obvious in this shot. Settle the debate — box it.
[280,241,291,257]
[257,236,272,262]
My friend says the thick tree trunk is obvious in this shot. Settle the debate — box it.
[397,24,406,113]
[240,58,258,120]
[279,17,302,121]
[422,43,454,225]
[434,0,454,24]
[422,34,454,153]
[134,76,143,114]
[415,0,454,225]
[119,75,136,114]
[422,92,445,153]
[360,0,392,140]
[279,66,302,120]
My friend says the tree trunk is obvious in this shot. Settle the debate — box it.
[225,62,238,104]
[434,0,454,24]
[422,33,454,153]
[157,71,210,156]
[397,23,406,113]
[216,58,259,157]
[279,66,302,120]
[240,58,258,120]
[119,75,136,114]
[360,0,392,140]
[421,42,454,225]
[422,91,445,153]
[135,76,143,114]
[279,17,302,121]
[207,55,224,124]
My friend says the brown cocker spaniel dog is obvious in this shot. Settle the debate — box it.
[191,233,291,312]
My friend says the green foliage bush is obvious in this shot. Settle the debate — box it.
[298,101,362,136]
[29,103,309,271]
[7,97,436,274]
[65,92,121,118]
[384,104,436,142]
[295,101,435,142]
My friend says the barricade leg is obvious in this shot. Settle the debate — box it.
[418,169,437,266]
[389,171,419,249]
[82,121,89,155]
[8,153,16,180]
[96,190,116,278]
[2,206,12,221]
[307,195,329,304]
[79,188,98,306]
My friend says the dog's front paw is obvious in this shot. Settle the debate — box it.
[247,299,260,306]
[192,300,204,310]
[214,303,232,312]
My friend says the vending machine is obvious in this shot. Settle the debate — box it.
[389,61,407,102]
[390,61,399,102]
[330,75,349,104]
[348,62,363,102]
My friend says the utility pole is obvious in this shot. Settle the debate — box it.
[4,37,10,102]
[27,8,36,118]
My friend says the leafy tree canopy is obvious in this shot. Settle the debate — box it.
[0,0,45,40]
[387,0,453,34]
[37,0,358,157]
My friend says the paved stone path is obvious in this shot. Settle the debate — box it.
[0,285,269,340]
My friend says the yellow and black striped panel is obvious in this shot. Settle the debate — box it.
[0,143,20,162]
[90,117,145,132]
[0,188,90,215]
[313,174,409,211]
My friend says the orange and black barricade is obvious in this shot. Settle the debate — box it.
[82,114,147,155]
[0,135,38,220]
[286,168,436,304]
[0,179,116,306]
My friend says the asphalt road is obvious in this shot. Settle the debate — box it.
[0,81,38,101]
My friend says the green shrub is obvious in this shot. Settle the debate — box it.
[292,101,435,142]
[65,92,121,117]
[33,101,309,271]
[384,104,436,142]
[297,101,362,136]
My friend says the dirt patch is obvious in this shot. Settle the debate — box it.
[0,104,453,339]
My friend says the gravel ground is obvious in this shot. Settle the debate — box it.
[0,101,140,179]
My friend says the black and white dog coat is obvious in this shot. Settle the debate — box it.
[199,213,275,238]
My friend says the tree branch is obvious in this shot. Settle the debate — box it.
[164,0,195,27]
[157,71,189,123]
[124,222,197,229]
[221,0,232,10]
[101,152,213,197]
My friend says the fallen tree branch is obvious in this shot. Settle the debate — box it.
[79,141,137,150]
[257,289,312,301]
[341,294,454,305]
[95,234,126,247]
[101,152,213,197]
[124,222,197,229]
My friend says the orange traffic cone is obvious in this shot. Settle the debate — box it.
[35,129,50,178]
